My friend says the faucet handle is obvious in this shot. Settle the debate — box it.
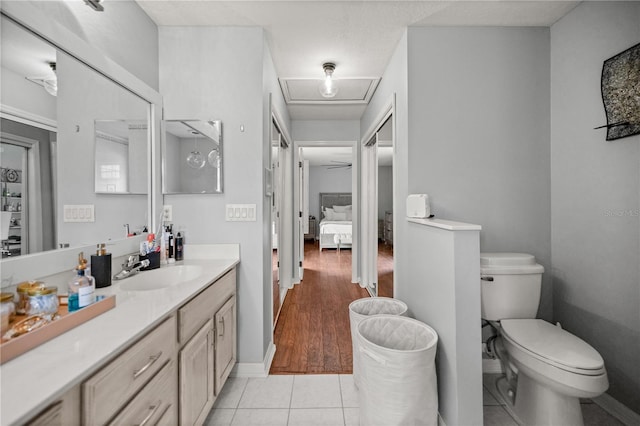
[127,254,139,267]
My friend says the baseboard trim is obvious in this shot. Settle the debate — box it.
[593,393,640,426]
[231,342,276,378]
[482,358,503,374]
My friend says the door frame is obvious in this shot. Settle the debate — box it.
[292,140,358,285]
[359,95,396,296]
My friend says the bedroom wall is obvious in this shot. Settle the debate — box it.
[309,165,352,234]
[291,120,359,142]
[550,1,640,413]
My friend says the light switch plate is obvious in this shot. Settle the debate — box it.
[226,204,256,221]
[63,204,95,222]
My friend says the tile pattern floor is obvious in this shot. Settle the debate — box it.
[206,373,625,426]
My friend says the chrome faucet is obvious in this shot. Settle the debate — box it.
[113,254,150,280]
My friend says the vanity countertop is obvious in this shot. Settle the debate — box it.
[0,252,239,426]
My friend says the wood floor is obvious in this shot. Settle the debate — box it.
[270,240,394,375]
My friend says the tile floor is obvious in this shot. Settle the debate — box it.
[205,373,624,426]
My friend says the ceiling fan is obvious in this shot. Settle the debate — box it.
[323,160,352,169]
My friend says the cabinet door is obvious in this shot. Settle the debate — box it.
[179,318,214,426]
[214,296,236,395]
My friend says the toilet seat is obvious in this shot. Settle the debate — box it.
[501,319,605,376]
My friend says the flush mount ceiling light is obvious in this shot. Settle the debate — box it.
[319,62,338,98]
[27,62,58,97]
[84,0,104,12]
[43,62,57,97]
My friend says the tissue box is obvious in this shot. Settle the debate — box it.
[406,194,431,218]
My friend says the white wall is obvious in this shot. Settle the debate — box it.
[160,26,267,364]
[0,66,56,121]
[406,26,553,321]
[550,1,640,413]
[292,120,360,142]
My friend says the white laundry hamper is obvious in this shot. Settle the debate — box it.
[349,297,408,388]
[357,315,438,426]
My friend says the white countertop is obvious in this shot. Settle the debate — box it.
[0,251,239,425]
[407,217,482,231]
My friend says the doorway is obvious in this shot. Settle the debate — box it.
[271,117,288,326]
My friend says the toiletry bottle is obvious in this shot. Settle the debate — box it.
[175,232,184,261]
[168,226,174,259]
[68,252,96,312]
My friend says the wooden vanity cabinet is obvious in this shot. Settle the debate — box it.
[82,315,178,426]
[178,268,237,426]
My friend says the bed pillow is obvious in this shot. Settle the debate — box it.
[333,204,352,213]
[333,212,347,221]
[323,207,335,220]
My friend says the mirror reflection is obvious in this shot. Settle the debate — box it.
[94,120,148,194]
[1,14,151,258]
[162,120,223,194]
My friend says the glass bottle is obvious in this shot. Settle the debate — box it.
[68,252,95,312]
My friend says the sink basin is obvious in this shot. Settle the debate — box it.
[119,265,203,291]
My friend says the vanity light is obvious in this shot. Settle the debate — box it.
[186,130,206,169]
[207,148,221,168]
[84,0,104,12]
[319,62,338,98]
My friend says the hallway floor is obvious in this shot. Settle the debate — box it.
[270,241,369,374]
[205,374,622,426]
[206,374,623,426]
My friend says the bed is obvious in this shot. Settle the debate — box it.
[318,192,352,251]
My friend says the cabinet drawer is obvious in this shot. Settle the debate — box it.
[83,316,177,425]
[108,360,177,426]
[179,269,236,344]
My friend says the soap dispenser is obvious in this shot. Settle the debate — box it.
[68,252,96,312]
[90,243,112,288]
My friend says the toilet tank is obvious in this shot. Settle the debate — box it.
[480,253,544,321]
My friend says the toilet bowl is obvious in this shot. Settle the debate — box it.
[480,253,608,426]
[500,319,608,425]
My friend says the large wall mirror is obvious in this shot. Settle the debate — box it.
[162,120,223,194]
[1,11,155,260]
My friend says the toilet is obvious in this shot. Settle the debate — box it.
[481,253,608,426]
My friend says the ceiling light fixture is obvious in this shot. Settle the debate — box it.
[84,0,104,12]
[42,62,57,97]
[319,62,338,98]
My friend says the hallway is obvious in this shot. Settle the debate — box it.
[270,240,393,374]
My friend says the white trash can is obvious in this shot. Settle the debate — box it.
[349,297,408,388]
[357,315,438,426]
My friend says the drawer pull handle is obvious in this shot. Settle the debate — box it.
[138,402,160,426]
[219,317,225,337]
[481,276,494,282]
[133,352,162,379]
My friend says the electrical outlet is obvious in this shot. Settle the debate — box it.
[163,205,173,222]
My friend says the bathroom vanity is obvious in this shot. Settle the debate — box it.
[0,249,239,426]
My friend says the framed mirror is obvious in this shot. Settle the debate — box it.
[94,120,148,194]
[1,7,160,260]
[162,120,223,194]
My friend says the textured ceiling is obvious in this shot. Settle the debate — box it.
[137,0,579,120]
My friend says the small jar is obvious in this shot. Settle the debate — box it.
[25,286,59,317]
[16,281,45,314]
[1,292,16,334]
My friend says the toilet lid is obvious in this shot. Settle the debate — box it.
[501,319,604,373]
